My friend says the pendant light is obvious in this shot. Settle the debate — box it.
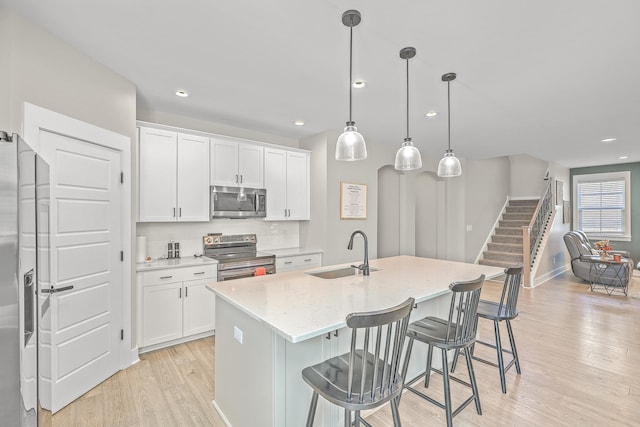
[437,72,462,177]
[394,47,422,170]
[335,10,367,161]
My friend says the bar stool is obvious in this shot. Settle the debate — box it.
[400,275,485,427]
[301,297,415,427]
[451,266,523,393]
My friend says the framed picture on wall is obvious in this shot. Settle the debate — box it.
[563,200,571,224]
[340,182,367,219]
[556,180,563,205]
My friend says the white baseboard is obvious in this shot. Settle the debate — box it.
[138,330,215,354]
[212,400,233,427]
[531,264,570,287]
[126,346,140,368]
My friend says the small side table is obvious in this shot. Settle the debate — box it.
[585,255,630,295]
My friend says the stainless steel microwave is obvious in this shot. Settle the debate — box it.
[211,186,266,218]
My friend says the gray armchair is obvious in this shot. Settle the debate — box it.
[563,231,633,287]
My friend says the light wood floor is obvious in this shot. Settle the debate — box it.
[53,271,640,426]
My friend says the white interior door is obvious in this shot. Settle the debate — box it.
[28,130,123,412]
[40,130,123,412]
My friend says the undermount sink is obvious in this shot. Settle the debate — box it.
[306,266,379,279]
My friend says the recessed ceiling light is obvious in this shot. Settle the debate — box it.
[294,120,305,126]
[352,80,367,88]
[619,155,628,160]
[601,137,616,143]
[175,90,189,98]
[425,111,438,117]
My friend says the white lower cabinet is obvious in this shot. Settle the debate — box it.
[139,264,217,350]
[276,252,322,273]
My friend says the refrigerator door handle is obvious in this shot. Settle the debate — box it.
[40,285,74,294]
[24,269,35,345]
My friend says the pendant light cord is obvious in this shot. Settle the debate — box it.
[348,20,353,123]
[406,57,410,139]
[447,80,451,151]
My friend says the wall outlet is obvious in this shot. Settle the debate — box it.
[466,225,473,231]
[234,326,243,344]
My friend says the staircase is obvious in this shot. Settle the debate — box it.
[479,199,538,269]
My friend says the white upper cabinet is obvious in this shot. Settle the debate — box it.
[176,133,210,221]
[264,148,310,220]
[138,127,210,222]
[210,137,263,188]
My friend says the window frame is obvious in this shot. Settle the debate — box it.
[572,170,631,241]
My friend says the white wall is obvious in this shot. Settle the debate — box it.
[299,133,328,260]
[0,8,138,351]
[0,8,10,131]
[464,157,511,262]
[137,109,298,148]
[509,154,549,197]
[532,211,571,286]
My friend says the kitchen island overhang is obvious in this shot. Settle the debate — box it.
[207,255,504,426]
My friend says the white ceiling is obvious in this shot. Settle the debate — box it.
[3,0,639,168]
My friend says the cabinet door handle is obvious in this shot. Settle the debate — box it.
[284,261,293,265]
[284,208,287,217]
[240,174,243,184]
[235,174,239,183]
[179,207,182,217]
[179,288,182,298]
[185,287,188,297]
[160,275,173,279]
[304,258,312,262]
[193,271,205,275]
[173,208,176,217]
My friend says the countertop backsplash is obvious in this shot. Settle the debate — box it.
[136,219,299,260]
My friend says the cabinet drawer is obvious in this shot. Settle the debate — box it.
[143,264,218,285]
[276,253,322,272]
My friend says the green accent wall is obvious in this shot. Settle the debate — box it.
[570,162,640,264]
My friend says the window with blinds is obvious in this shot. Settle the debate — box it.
[573,171,631,239]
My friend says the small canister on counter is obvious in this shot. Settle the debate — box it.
[167,241,174,259]
[174,242,180,259]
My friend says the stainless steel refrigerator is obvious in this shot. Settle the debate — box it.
[0,131,51,426]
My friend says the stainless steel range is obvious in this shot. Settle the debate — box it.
[203,233,276,281]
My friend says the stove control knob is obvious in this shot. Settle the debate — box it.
[204,236,213,245]
[213,236,220,243]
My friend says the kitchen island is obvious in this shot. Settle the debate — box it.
[207,255,504,427]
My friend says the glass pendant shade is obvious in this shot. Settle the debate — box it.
[437,149,462,177]
[336,10,366,161]
[335,122,367,161]
[394,138,422,170]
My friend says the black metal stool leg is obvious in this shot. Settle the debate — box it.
[506,319,521,374]
[306,391,318,427]
[344,409,351,427]
[390,396,402,427]
[424,344,434,388]
[441,349,453,427]
[493,319,507,393]
[464,347,482,415]
[450,348,461,373]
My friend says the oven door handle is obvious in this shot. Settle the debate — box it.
[219,267,260,280]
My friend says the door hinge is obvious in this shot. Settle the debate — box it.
[120,251,124,261]
[120,172,124,183]
[120,329,124,340]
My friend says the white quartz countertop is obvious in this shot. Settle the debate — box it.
[207,255,504,343]
[136,256,217,272]
[262,247,323,257]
